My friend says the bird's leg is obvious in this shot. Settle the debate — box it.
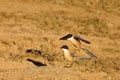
[64,60,70,67]
[67,62,74,68]
[64,61,74,68]
[64,61,68,68]
[67,58,78,67]
[62,56,68,67]
[64,60,68,67]
[64,57,76,68]
[71,48,80,55]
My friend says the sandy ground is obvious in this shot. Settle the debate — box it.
[0,0,120,80]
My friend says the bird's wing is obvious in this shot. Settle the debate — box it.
[74,36,91,44]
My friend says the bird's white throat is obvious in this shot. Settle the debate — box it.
[62,49,70,55]
[67,36,74,41]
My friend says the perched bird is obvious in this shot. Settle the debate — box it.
[61,45,75,62]
[60,34,97,59]
[61,45,91,67]
[59,34,90,48]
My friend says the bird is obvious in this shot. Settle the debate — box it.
[61,45,75,62]
[59,34,97,59]
[59,34,90,48]
[61,45,91,67]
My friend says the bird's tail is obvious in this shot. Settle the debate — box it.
[75,57,91,60]
[71,51,91,60]
[81,48,97,59]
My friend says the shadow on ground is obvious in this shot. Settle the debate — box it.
[26,58,47,66]
[26,49,41,55]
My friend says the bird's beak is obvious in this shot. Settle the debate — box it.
[59,36,68,40]
[60,46,63,48]
[60,47,62,48]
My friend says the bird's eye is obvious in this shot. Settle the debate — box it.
[68,35,70,38]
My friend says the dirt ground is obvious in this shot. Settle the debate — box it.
[0,0,120,80]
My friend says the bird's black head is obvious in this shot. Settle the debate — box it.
[61,45,69,49]
[59,34,73,40]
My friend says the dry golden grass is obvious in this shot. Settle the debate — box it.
[0,0,120,80]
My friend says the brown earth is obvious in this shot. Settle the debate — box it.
[0,0,120,80]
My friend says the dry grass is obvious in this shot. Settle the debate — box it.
[0,0,120,80]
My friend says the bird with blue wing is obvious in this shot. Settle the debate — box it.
[59,34,97,59]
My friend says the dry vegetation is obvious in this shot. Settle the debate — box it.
[0,0,120,80]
